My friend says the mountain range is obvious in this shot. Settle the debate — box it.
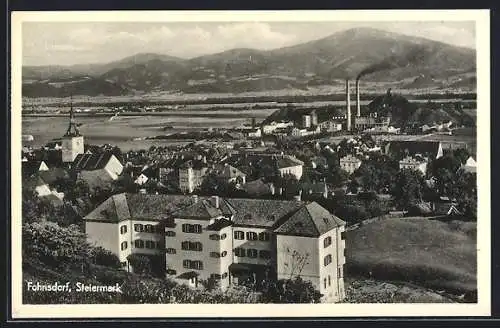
[22,27,476,98]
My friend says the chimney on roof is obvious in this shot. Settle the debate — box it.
[192,194,199,203]
[202,155,207,164]
[356,79,361,117]
[346,79,351,132]
[212,195,219,209]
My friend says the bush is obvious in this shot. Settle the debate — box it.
[90,247,121,269]
[127,254,152,275]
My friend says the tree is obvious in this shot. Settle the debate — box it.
[90,247,121,268]
[263,277,322,303]
[53,177,91,203]
[127,254,152,275]
[391,169,425,210]
[22,221,92,271]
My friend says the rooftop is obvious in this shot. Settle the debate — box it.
[274,202,345,237]
[73,152,118,171]
[385,141,442,159]
[83,193,343,235]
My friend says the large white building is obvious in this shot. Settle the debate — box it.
[339,155,362,174]
[178,160,209,194]
[84,193,346,303]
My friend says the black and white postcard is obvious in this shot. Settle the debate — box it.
[10,9,491,318]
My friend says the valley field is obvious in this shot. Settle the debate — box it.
[345,217,477,300]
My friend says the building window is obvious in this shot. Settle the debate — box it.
[234,248,245,257]
[191,261,203,270]
[183,260,191,269]
[258,232,270,241]
[166,269,177,275]
[134,240,144,248]
[324,236,332,248]
[221,251,227,257]
[338,266,344,278]
[221,233,227,240]
[210,274,222,280]
[324,254,332,266]
[182,224,203,234]
[247,249,258,258]
[341,231,346,240]
[166,231,176,237]
[181,241,203,252]
[246,232,258,241]
[145,224,154,233]
[134,224,144,232]
[166,248,176,254]
[210,252,220,258]
[259,250,271,259]
[120,225,127,234]
[234,231,244,240]
[221,272,228,279]
[156,241,162,249]
[145,240,156,249]
[121,241,128,250]
[324,278,327,289]
[209,234,220,241]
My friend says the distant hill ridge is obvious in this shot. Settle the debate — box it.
[22,27,476,97]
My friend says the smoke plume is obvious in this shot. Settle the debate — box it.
[356,45,428,81]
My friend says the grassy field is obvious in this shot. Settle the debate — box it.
[345,218,477,298]
[344,278,455,303]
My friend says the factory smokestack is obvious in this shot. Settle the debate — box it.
[356,79,361,117]
[346,79,351,132]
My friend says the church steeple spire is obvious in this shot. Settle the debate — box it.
[64,94,80,137]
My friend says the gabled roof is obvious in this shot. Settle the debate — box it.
[78,170,115,190]
[275,156,304,169]
[385,141,442,159]
[206,218,232,231]
[83,193,341,234]
[220,164,246,179]
[39,168,69,185]
[73,152,118,171]
[24,175,49,190]
[242,178,274,196]
[274,202,345,237]
[226,198,303,228]
[22,160,47,176]
[172,199,222,219]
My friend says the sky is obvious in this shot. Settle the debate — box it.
[22,21,476,66]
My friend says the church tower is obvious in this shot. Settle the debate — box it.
[62,96,84,163]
